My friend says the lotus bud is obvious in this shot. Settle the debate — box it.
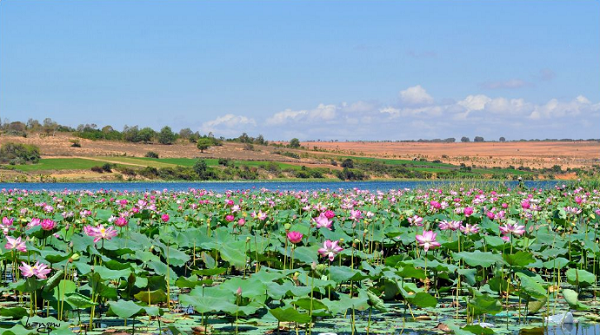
[71,253,80,261]
[236,287,242,296]
[311,261,317,271]
[246,237,251,243]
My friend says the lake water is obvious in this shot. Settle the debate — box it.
[0,180,568,192]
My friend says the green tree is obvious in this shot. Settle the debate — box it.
[179,128,193,140]
[197,138,212,153]
[193,159,208,179]
[138,127,156,143]
[289,138,300,148]
[123,125,141,142]
[158,126,177,145]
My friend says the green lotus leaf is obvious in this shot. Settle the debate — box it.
[269,307,312,323]
[454,251,503,267]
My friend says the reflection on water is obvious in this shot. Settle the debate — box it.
[0,180,566,192]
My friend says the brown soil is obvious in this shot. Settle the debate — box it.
[302,141,600,169]
[2,133,327,164]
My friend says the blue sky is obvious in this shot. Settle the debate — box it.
[1,0,599,140]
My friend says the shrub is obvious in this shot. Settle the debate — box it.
[70,140,81,148]
[310,169,324,178]
[218,158,232,166]
[341,159,354,168]
[91,166,104,173]
[295,170,311,178]
[119,167,137,176]
[145,151,159,159]
[275,151,300,159]
[139,166,159,179]
[0,142,41,164]
[102,163,113,173]
[265,162,280,173]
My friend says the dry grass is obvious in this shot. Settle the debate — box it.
[303,141,600,169]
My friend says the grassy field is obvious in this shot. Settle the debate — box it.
[5,156,534,181]
[339,156,456,168]
[128,157,304,170]
[11,158,104,171]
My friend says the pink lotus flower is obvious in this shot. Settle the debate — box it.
[318,240,343,261]
[313,213,332,229]
[521,200,530,209]
[415,230,441,252]
[287,231,303,244]
[237,218,246,226]
[460,224,480,235]
[41,219,56,231]
[225,214,235,222]
[114,217,128,227]
[257,210,267,221]
[26,218,41,229]
[161,214,170,222]
[408,215,423,226]
[350,210,362,221]
[499,222,525,236]
[19,261,51,279]
[324,210,335,219]
[464,207,474,217]
[430,201,441,210]
[84,224,118,243]
[1,217,15,235]
[5,236,27,252]
[439,220,461,231]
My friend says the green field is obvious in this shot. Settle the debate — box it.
[338,156,456,168]
[6,156,533,180]
[130,157,303,170]
[11,158,104,171]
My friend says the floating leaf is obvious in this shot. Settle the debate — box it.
[269,307,312,323]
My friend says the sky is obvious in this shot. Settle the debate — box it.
[1,0,599,141]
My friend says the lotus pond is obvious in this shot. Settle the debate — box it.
[1,183,600,335]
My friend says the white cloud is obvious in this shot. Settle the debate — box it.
[200,114,256,137]
[529,95,599,120]
[201,86,600,141]
[399,85,434,106]
[266,104,337,125]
